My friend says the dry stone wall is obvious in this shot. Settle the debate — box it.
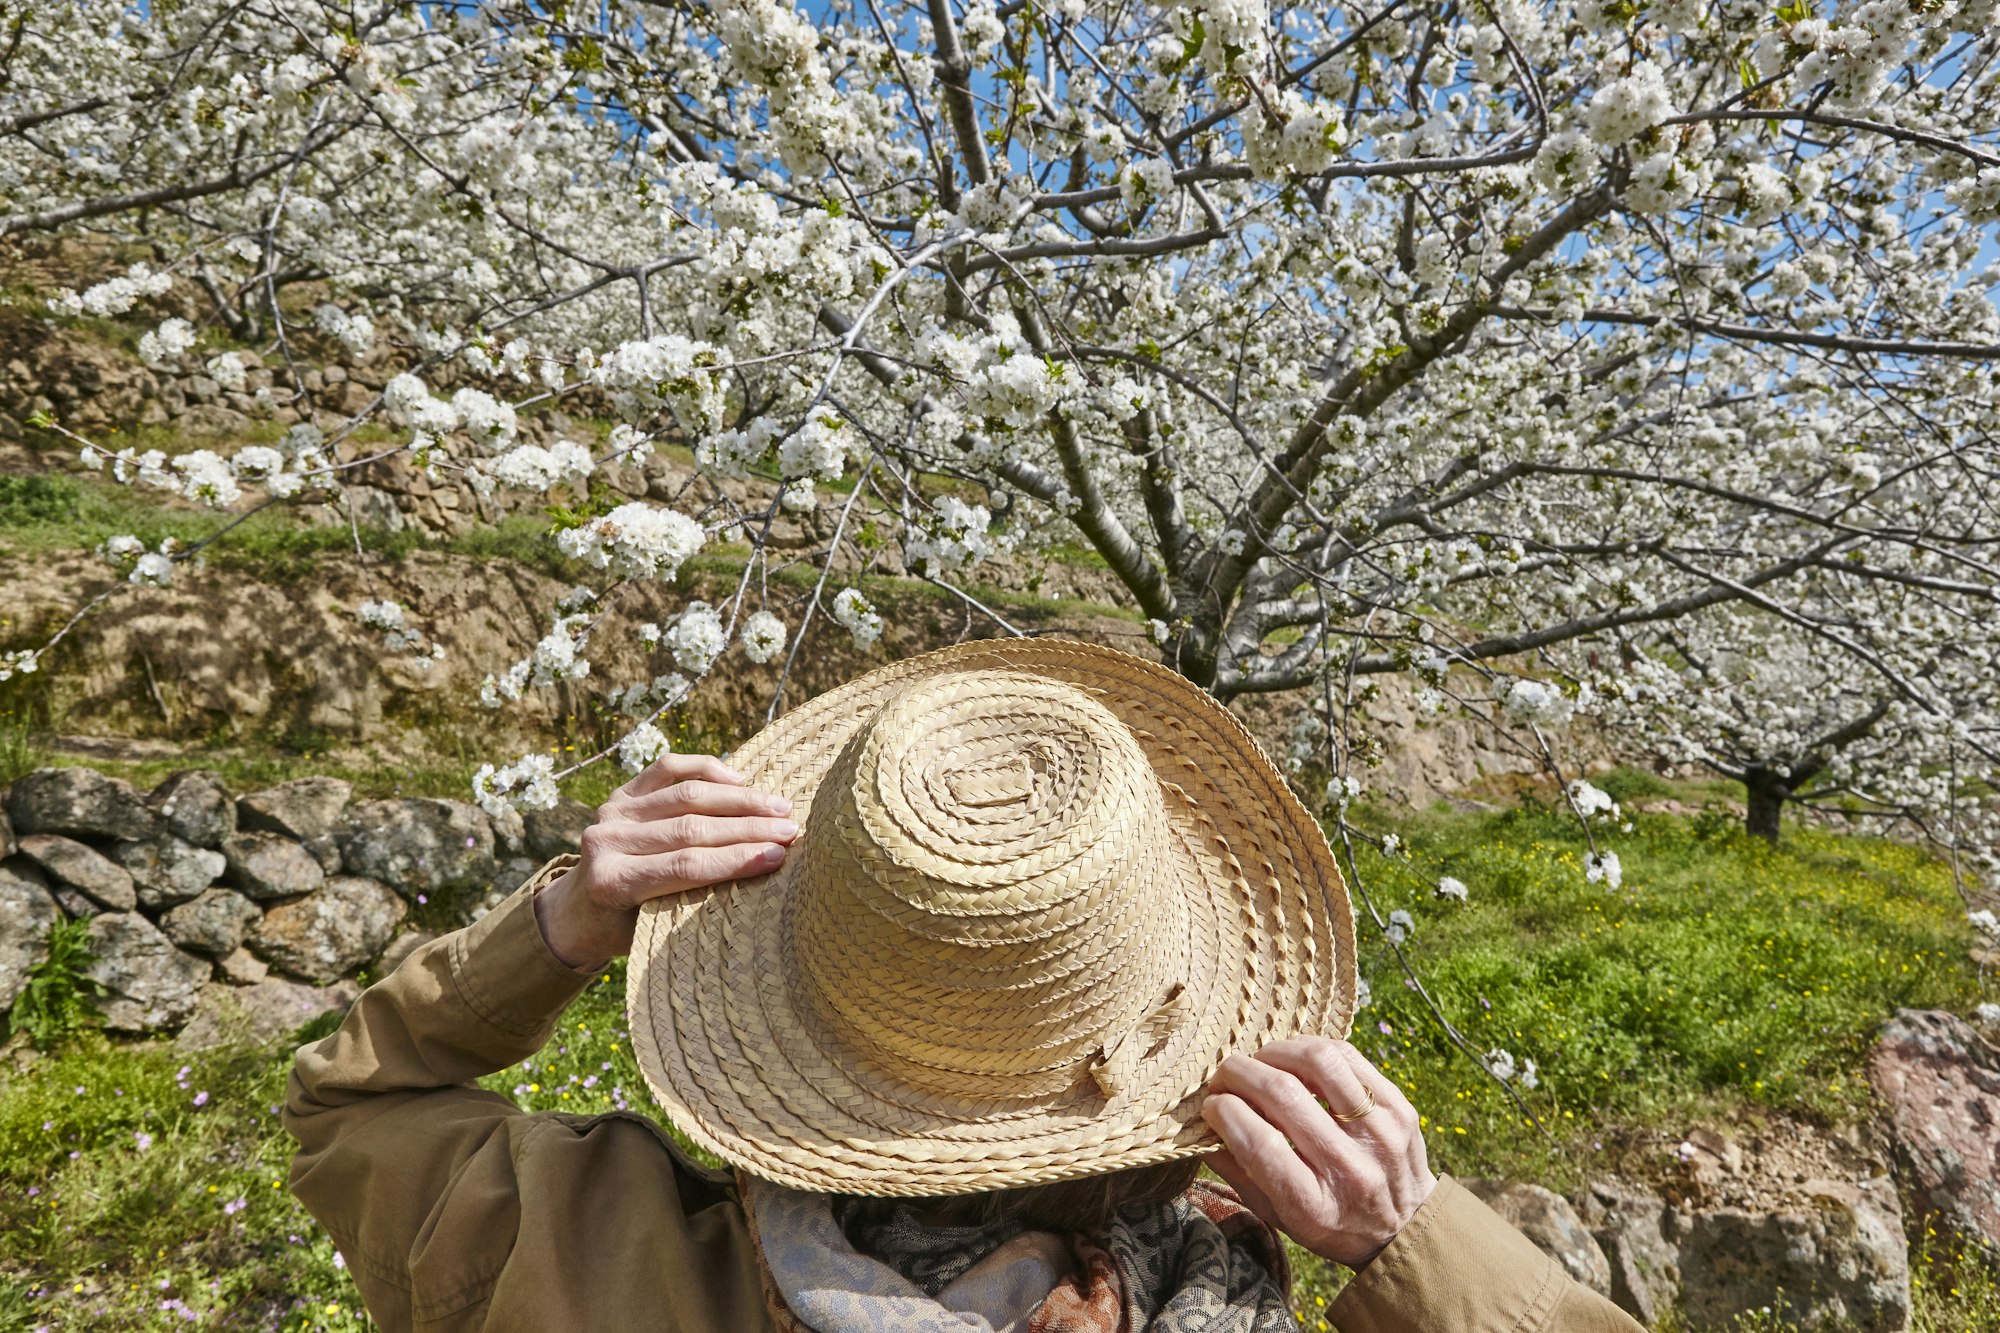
[0,765,591,1040]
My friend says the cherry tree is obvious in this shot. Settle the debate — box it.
[4,0,2000,877]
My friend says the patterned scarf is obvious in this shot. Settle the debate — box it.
[740,1173,1299,1333]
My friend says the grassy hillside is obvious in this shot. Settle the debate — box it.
[3,795,1994,1330]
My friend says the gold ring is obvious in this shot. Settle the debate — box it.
[1330,1088,1376,1122]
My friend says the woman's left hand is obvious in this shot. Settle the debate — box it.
[1200,1036,1438,1269]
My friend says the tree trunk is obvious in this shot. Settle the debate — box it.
[1743,766,1789,843]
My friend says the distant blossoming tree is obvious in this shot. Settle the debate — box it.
[5,0,2000,870]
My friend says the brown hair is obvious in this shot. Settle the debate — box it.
[887,1157,1203,1233]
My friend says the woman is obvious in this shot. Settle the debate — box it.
[286,642,1641,1331]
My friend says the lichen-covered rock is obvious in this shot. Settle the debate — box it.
[374,928,437,977]
[523,797,593,862]
[338,799,495,902]
[251,875,406,983]
[219,946,270,985]
[15,833,137,911]
[147,770,236,849]
[223,831,326,901]
[161,888,264,957]
[238,777,352,874]
[108,836,228,911]
[83,912,213,1032]
[0,860,60,1011]
[1575,1179,1680,1325]
[9,767,159,841]
[1463,1179,1613,1297]
[1677,1177,1909,1333]
[1870,1007,2000,1252]
[176,977,360,1051]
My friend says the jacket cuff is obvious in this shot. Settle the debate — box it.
[1329,1175,1567,1333]
[445,853,594,1040]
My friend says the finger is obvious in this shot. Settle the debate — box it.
[588,813,800,855]
[1209,1053,1354,1167]
[615,753,745,801]
[1206,1146,1281,1222]
[1253,1038,1381,1135]
[608,780,792,823]
[1199,1092,1321,1223]
[1333,1041,1426,1140]
[605,841,790,906]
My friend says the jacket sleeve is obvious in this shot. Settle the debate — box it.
[1329,1176,1646,1333]
[283,854,767,1333]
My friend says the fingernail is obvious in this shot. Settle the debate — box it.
[773,819,800,839]
[765,794,793,815]
[719,766,746,783]
[758,844,788,869]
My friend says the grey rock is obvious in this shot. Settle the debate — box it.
[338,799,495,902]
[0,860,60,1010]
[374,928,436,977]
[1575,1179,1680,1325]
[523,797,594,862]
[9,767,159,841]
[251,875,407,983]
[51,883,101,919]
[1678,1177,1909,1333]
[223,831,325,901]
[147,770,236,848]
[15,833,137,911]
[1463,1179,1613,1297]
[109,835,229,911]
[491,854,541,901]
[82,912,213,1032]
[175,977,359,1051]
[238,777,352,874]
[219,946,270,985]
[1870,1007,2000,1251]
[161,888,263,957]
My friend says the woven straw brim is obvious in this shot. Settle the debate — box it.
[628,638,1355,1196]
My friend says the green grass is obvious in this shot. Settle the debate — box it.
[0,803,1992,1330]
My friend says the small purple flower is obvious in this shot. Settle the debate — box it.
[192,1091,209,1108]
[27,1186,39,1197]
[333,1252,347,1270]
[417,894,428,905]
[134,1131,152,1151]
[1378,1020,1393,1035]
[72,1086,84,1095]
[223,1197,246,1215]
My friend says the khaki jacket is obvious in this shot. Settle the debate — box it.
[285,855,1643,1333]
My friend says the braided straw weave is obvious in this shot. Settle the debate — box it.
[628,638,1355,1196]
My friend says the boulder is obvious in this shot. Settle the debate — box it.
[161,888,264,957]
[1869,1008,2000,1250]
[338,799,496,902]
[237,777,351,873]
[8,766,159,841]
[218,947,269,986]
[108,836,228,911]
[523,797,594,862]
[491,854,542,902]
[1574,1179,1680,1325]
[0,860,60,1010]
[251,875,406,983]
[50,883,102,919]
[374,928,437,977]
[14,833,137,911]
[147,770,236,848]
[82,912,213,1032]
[1463,1179,1613,1297]
[175,977,359,1052]
[1677,1177,1909,1333]
[223,831,325,901]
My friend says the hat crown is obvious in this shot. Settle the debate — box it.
[787,670,1189,1101]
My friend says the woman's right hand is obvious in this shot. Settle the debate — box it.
[1200,1036,1438,1270]
[532,752,799,970]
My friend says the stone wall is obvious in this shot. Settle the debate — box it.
[0,765,590,1040]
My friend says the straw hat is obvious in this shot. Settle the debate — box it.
[627,638,1354,1196]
